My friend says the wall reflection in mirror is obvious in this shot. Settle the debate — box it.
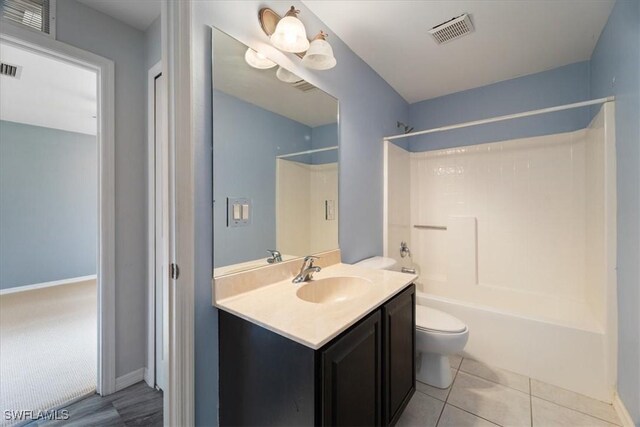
[212,27,339,277]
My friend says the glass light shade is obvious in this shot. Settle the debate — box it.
[301,38,337,70]
[244,48,277,69]
[276,66,301,83]
[270,15,310,53]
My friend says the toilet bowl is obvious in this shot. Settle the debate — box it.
[354,256,469,389]
[353,256,397,271]
[416,306,468,388]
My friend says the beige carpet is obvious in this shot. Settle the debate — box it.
[0,280,97,426]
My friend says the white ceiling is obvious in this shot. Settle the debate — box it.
[302,0,615,103]
[77,0,161,31]
[0,42,97,135]
[213,28,338,128]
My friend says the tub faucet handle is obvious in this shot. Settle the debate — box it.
[400,241,411,258]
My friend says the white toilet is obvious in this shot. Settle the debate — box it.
[354,256,469,389]
[415,305,468,388]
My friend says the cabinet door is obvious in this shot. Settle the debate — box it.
[322,311,382,426]
[383,284,416,425]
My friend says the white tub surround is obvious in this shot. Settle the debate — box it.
[276,160,339,256]
[384,103,617,402]
[213,249,417,349]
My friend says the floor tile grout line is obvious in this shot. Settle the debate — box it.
[444,360,461,403]
[434,399,446,426]
[530,395,622,426]
[457,368,531,396]
[445,402,504,427]
[430,357,462,426]
[414,358,463,403]
[413,387,446,402]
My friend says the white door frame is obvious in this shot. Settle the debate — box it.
[146,61,160,388]
[146,60,168,391]
[0,26,116,395]
[162,0,195,424]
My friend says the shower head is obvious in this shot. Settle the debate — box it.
[397,121,414,134]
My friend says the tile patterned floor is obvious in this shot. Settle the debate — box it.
[397,356,622,427]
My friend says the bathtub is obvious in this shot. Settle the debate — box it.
[415,288,616,402]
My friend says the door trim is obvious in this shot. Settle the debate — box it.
[163,0,195,424]
[0,25,117,395]
[146,60,163,389]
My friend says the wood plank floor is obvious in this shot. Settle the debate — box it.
[27,382,162,426]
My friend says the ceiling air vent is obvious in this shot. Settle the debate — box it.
[0,62,22,79]
[292,80,317,92]
[429,13,474,45]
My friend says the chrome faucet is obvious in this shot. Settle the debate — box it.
[267,249,283,264]
[292,256,321,283]
[400,241,411,258]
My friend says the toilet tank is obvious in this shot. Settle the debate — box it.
[353,256,398,271]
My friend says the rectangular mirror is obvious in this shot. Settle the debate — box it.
[212,27,339,277]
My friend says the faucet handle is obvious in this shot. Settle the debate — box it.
[267,249,283,263]
[303,255,319,263]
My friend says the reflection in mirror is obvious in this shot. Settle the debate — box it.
[212,27,339,277]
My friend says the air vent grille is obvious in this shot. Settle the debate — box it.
[2,0,51,35]
[429,13,474,45]
[292,80,317,92]
[0,62,22,78]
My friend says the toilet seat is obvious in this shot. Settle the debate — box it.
[416,306,466,334]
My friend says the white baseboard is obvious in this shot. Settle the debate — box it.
[0,275,97,295]
[115,368,146,392]
[614,392,637,427]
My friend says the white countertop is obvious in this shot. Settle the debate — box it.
[215,263,417,349]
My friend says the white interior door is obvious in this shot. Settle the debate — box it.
[154,72,169,391]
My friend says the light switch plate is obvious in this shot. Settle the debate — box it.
[227,197,251,227]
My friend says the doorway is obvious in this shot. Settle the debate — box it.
[0,27,115,423]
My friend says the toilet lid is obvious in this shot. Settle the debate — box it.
[416,306,466,333]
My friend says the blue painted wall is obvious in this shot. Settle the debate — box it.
[590,0,640,422]
[0,121,97,289]
[408,61,592,152]
[55,0,151,377]
[213,89,316,267]
[193,2,409,424]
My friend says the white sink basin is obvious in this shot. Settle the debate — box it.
[296,277,373,304]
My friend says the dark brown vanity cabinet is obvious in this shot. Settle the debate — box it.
[322,311,382,426]
[382,285,416,425]
[219,284,415,426]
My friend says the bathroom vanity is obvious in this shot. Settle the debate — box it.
[214,253,417,426]
[210,25,417,427]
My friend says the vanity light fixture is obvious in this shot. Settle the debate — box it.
[244,48,277,69]
[276,66,302,83]
[258,6,337,69]
[301,31,336,70]
[268,6,309,53]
